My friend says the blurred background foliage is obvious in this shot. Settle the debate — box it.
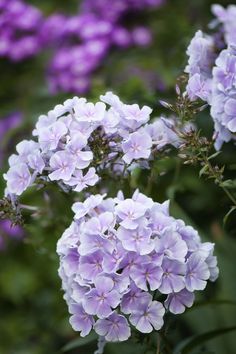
[0,0,236,353]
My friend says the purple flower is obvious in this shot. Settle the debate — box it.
[164,289,195,314]
[79,251,104,281]
[115,199,147,229]
[5,163,31,195]
[185,253,210,291]
[159,258,186,294]
[65,168,99,192]
[129,299,165,333]
[155,229,188,261]
[117,225,154,255]
[121,282,151,314]
[94,312,131,342]
[49,151,76,181]
[69,303,94,337]
[56,192,218,341]
[122,131,152,164]
[83,275,121,318]
[130,263,163,291]
[38,121,67,151]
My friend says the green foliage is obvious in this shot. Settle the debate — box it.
[1,1,236,354]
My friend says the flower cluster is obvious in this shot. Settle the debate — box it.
[3,92,181,197]
[0,0,165,94]
[0,0,44,61]
[184,4,236,149]
[47,0,164,94]
[57,191,218,341]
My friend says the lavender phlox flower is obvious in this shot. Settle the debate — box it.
[57,192,218,341]
[122,131,153,164]
[159,257,186,294]
[164,289,195,314]
[83,275,121,318]
[94,312,131,342]
[65,168,99,192]
[49,151,76,181]
[129,298,165,333]
[185,253,210,291]
[4,162,32,195]
[69,303,94,337]
[5,93,186,197]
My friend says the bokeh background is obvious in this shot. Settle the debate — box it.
[0,0,236,353]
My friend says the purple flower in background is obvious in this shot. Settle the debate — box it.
[130,299,165,333]
[94,311,131,342]
[0,0,44,61]
[0,219,24,251]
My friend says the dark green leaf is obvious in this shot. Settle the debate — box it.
[223,206,236,225]
[207,152,221,161]
[174,326,236,354]
[199,165,208,178]
[62,332,98,352]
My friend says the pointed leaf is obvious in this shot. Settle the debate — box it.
[174,326,236,354]
[62,332,98,352]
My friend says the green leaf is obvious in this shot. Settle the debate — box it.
[189,299,236,311]
[207,151,221,161]
[220,179,236,189]
[62,332,98,352]
[199,165,208,177]
[223,206,236,225]
[174,326,236,354]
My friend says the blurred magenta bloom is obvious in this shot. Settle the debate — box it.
[0,0,44,61]
[0,219,24,250]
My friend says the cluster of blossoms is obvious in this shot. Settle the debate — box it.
[3,92,183,197]
[185,3,236,149]
[57,190,218,341]
[0,0,44,61]
[0,0,165,94]
[47,0,164,94]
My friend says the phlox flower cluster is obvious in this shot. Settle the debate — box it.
[0,0,44,61]
[47,0,164,95]
[184,4,236,149]
[0,0,164,94]
[57,190,218,341]
[4,92,181,197]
